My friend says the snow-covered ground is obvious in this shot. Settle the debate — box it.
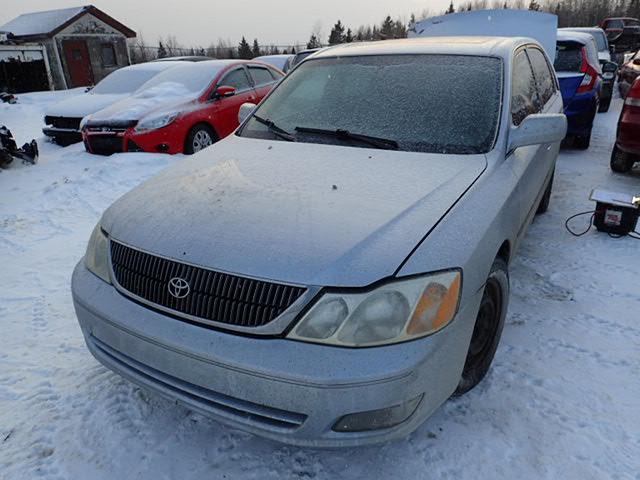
[1,90,638,479]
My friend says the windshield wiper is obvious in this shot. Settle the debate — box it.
[294,127,399,150]
[252,115,295,142]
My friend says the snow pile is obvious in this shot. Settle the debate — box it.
[0,90,638,479]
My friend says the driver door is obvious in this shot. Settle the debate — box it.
[211,67,257,138]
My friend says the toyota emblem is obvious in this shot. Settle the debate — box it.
[168,277,190,299]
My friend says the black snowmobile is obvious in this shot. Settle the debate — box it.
[0,125,38,169]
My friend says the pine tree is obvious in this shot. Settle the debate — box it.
[307,33,321,49]
[290,47,296,54]
[251,39,261,57]
[345,28,354,43]
[528,0,540,11]
[446,1,456,13]
[157,41,167,58]
[381,16,395,38]
[238,37,252,59]
[328,20,346,45]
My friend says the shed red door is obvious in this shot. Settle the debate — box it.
[62,40,94,87]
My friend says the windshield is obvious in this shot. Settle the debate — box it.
[240,54,503,154]
[555,42,583,72]
[136,63,222,96]
[91,67,165,94]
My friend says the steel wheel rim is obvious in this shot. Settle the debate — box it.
[467,279,502,364]
[193,130,212,152]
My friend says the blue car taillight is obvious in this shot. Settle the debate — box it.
[577,47,599,94]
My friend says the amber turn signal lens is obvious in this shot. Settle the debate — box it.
[406,272,461,335]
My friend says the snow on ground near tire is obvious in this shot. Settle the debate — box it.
[1,91,638,480]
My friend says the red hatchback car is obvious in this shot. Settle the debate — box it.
[611,76,640,173]
[82,60,283,155]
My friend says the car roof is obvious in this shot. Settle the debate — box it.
[556,30,593,44]
[312,37,537,60]
[124,60,193,72]
[151,56,214,62]
[255,54,293,59]
[561,27,605,35]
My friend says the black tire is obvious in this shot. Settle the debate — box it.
[598,100,611,113]
[610,146,635,173]
[574,133,591,150]
[454,258,509,396]
[536,171,554,215]
[184,124,217,154]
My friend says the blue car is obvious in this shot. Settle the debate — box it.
[554,31,602,149]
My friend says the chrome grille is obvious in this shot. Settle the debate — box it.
[110,240,306,328]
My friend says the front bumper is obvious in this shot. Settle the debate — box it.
[84,126,183,155]
[72,261,481,447]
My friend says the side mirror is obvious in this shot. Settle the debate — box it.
[213,85,236,99]
[508,114,567,152]
[238,102,257,124]
[602,61,618,73]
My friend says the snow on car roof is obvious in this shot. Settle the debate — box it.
[313,37,534,60]
[124,60,193,72]
[556,31,593,45]
[0,6,85,37]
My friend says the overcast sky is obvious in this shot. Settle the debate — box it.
[2,0,455,47]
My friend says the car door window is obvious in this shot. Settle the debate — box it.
[220,68,252,92]
[527,47,556,108]
[249,66,277,87]
[511,50,540,126]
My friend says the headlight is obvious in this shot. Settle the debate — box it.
[134,113,178,132]
[85,224,111,283]
[288,270,461,347]
[79,115,91,130]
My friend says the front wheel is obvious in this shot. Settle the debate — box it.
[184,124,217,154]
[610,147,635,173]
[454,258,509,396]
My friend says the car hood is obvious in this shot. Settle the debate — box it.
[87,88,195,125]
[45,93,126,118]
[102,136,486,287]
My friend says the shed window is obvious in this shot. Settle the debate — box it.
[101,44,116,67]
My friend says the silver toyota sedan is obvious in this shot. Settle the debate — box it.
[72,37,566,447]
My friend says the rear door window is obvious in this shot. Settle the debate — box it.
[248,66,277,87]
[511,50,540,126]
[527,47,556,107]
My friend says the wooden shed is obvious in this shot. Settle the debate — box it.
[0,5,136,91]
